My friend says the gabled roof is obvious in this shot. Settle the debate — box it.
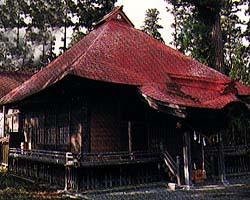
[0,70,33,99]
[0,7,249,116]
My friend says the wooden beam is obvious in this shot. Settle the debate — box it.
[140,93,187,118]
[183,131,192,189]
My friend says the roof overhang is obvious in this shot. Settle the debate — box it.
[140,93,187,118]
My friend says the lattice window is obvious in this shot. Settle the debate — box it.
[57,105,70,145]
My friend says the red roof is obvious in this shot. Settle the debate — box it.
[0,70,33,99]
[0,6,250,111]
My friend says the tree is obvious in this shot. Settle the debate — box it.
[28,0,65,68]
[0,0,117,70]
[167,0,225,73]
[49,0,77,52]
[141,8,164,43]
[0,0,33,70]
[166,0,250,78]
[75,0,117,32]
[245,1,250,43]
[166,0,192,50]
[229,0,250,85]
[221,0,249,83]
[166,1,212,65]
[69,0,117,46]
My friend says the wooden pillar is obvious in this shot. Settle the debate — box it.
[69,103,72,152]
[64,166,68,191]
[176,155,181,186]
[84,102,91,153]
[218,132,228,184]
[183,131,192,189]
[201,142,207,180]
[1,105,6,137]
[128,121,132,155]
[201,143,205,171]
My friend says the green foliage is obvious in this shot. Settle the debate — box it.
[76,0,117,31]
[224,0,250,84]
[166,0,212,65]
[141,8,164,43]
[229,45,250,85]
[224,105,250,146]
[69,0,117,46]
[68,30,86,48]
[246,16,250,45]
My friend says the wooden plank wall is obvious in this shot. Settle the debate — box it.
[22,98,89,153]
[90,97,125,153]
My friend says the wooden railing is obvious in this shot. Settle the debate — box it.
[205,145,250,176]
[162,151,177,176]
[162,151,181,185]
[80,151,161,166]
[9,148,161,166]
[205,145,250,156]
[9,148,68,165]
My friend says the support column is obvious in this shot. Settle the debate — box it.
[128,121,132,155]
[176,155,181,186]
[218,132,228,184]
[183,131,192,189]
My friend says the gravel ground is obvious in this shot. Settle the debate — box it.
[84,176,250,200]
[1,167,250,200]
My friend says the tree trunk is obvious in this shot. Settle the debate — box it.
[211,12,225,74]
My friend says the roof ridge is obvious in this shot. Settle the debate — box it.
[95,5,134,28]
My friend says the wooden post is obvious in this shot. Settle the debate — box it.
[64,166,68,191]
[104,171,108,188]
[128,121,132,155]
[183,131,192,189]
[1,105,6,137]
[201,142,207,180]
[84,102,91,153]
[218,132,228,184]
[210,155,215,180]
[176,155,181,186]
[119,167,122,186]
[69,103,72,151]
[201,143,205,171]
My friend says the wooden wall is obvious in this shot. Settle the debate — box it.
[16,76,182,155]
[90,96,125,153]
[21,97,89,153]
